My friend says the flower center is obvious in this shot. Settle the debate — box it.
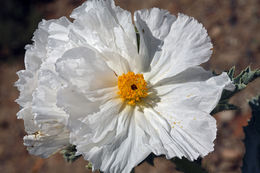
[117,72,148,105]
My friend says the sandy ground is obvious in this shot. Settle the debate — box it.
[0,0,260,172]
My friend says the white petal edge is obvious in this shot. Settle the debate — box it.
[135,12,213,84]
[136,107,216,160]
[134,8,177,73]
[70,0,138,74]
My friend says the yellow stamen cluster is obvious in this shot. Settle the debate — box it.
[118,72,148,105]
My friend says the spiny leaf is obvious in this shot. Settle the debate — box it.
[211,66,260,114]
[242,95,260,173]
[225,66,259,98]
[172,157,208,173]
[227,66,236,79]
[60,145,81,162]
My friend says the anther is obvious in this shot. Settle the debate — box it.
[131,84,138,90]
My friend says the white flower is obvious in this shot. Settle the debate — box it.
[54,0,234,173]
[15,17,72,157]
[16,0,235,172]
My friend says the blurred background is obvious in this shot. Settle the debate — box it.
[0,0,259,172]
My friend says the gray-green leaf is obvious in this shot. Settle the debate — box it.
[60,145,81,162]
[211,66,260,114]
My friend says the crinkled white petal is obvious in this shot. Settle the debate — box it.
[32,70,66,118]
[16,16,72,109]
[15,17,72,158]
[55,46,119,147]
[30,17,72,135]
[151,66,213,87]
[15,70,37,107]
[136,107,216,160]
[18,106,69,158]
[68,98,151,173]
[57,86,117,124]
[32,70,69,136]
[17,107,39,134]
[55,47,117,91]
[23,17,70,71]
[134,8,176,73]
[70,0,138,75]
[24,132,69,158]
[154,72,234,113]
[135,11,212,84]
